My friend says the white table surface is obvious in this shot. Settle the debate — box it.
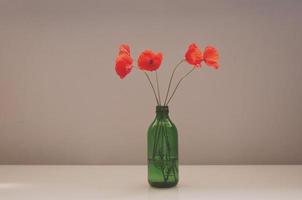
[0,165,301,200]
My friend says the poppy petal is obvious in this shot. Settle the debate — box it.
[204,46,219,69]
[138,50,163,71]
[115,54,133,79]
[185,43,203,68]
[119,44,130,55]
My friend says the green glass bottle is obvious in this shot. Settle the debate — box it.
[148,106,178,188]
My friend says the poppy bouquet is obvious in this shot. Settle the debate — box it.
[114,43,220,187]
[115,43,219,105]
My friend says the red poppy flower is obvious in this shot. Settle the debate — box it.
[115,44,133,79]
[119,44,130,56]
[138,50,163,71]
[204,46,219,69]
[185,43,203,67]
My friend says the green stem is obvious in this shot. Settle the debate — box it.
[152,120,161,159]
[166,67,195,105]
[144,72,160,105]
[172,165,177,182]
[163,125,171,160]
[155,121,164,162]
[164,59,185,105]
[159,121,166,182]
[155,71,161,105]
[163,124,172,182]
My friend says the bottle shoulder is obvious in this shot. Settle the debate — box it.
[148,117,178,132]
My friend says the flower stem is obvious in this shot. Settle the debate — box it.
[164,59,185,105]
[144,71,160,105]
[152,119,161,159]
[155,71,161,105]
[166,67,195,105]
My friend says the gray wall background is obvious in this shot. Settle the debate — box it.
[1,0,302,164]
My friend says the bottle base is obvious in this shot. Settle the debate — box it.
[148,181,178,188]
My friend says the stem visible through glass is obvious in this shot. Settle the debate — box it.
[151,118,177,183]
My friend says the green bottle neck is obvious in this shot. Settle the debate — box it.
[156,106,169,119]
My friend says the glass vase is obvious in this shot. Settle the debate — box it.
[147,105,178,188]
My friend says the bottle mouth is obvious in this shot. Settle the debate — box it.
[156,105,169,113]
